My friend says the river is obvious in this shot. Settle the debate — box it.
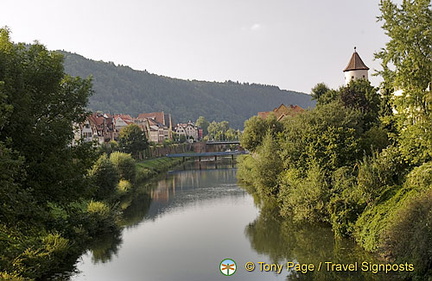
[69,161,401,281]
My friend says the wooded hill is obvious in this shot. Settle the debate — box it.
[61,51,315,128]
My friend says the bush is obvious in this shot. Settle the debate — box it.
[328,166,366,237]
[89,154,119,200]
[382,189,432,279]
[236,154,256,186]
[86,201,117,236]
[117,179,132,195]
[279,164,329,222]
[253,132,283,198]
[357,146,406,204]
[109,152,136,183]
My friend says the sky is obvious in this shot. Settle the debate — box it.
[0,0,390,94]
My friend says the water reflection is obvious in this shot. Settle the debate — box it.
[245,207,403,281]
[71,162,405,281]
[85,161,242,266]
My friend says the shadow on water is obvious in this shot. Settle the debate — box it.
[245,207,405,281]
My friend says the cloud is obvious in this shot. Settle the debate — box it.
[250,23,262,31]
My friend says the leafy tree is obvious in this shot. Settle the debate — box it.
[118,124,148,159]
[109,152,136,183]
[195,116,209,136]
[280,101,364,174]
[310,82,331,102]
[207,121,230,141]
[339,79,382,130]
[253,132,283,198]
[0,28,96,203]
[89,154,119,200]
[241,114,283,152]
[376,0,432,165]
[376,0,432,119]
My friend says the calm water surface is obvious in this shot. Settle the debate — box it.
[70,161,399,281]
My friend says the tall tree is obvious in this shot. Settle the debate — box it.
[376,0,432,164]
[0,28,96,203]
[195,116,209,136]
[376,0,432,119]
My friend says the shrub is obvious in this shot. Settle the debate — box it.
[109,152,136,183]
[328,166,366,237]
[117,179,132,195]
[382,189,432,279]
[86,201,117,236]
[279,164,329,222]
[89,154,119,200]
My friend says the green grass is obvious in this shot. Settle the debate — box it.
[135,157,186,182]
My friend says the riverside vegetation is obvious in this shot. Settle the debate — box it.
[0,28,183,280]
[238,1,432,280]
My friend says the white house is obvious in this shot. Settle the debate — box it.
[175,122,199,141]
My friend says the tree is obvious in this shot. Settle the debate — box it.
[0,28,96,203]
[280,101,365,174]
[311,82,330,101]
[109,152,136,183]
[118,124,148,159]
[89,154,119,200]
[375,0,432,164]
[339,79,381,130]
[207,121,230,141]
[241,114,283,152]
[376,0,432,118]
[195,116,209,136]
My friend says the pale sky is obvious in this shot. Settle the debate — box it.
[1,0,389,94]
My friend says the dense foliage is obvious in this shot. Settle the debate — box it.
[0,29,167,280]
[238,0,432,278]
[118,123,148,159]
[61,51,315,129]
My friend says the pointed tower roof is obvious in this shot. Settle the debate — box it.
[343,47,369,72]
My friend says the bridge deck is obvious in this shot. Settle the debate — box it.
[166,151,247,158]
[205,141,240,145]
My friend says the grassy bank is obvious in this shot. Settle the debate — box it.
[135,157,187,182]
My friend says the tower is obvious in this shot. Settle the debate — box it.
[343,47,369,85]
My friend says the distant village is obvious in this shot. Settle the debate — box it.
[72,111,203,146]
[72,104,305,147]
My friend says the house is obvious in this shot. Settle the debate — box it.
[175,122,200,141]
[87,112,116,144]
[137,112,173,143]
[114,114,135,138]
[258,104,304,121]
[137,112,173,139]
[343,47,369,85]
[72,119,94,146]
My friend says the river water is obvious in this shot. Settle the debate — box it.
[69,161,401,281]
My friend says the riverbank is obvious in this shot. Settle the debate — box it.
[135,157,187,182]
[0,155,188,281]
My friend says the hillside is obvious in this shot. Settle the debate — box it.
[61,51,315,128]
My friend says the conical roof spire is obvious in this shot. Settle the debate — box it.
[343,47,369,72]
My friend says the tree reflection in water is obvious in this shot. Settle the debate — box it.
[245,207,404,281]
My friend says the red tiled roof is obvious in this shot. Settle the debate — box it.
[258,104,304,121]
[137,112,165,125]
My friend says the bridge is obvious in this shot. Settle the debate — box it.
[205,140,240,145]
[166,150,248,161]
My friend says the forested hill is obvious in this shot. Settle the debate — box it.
[61,51,315,128]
